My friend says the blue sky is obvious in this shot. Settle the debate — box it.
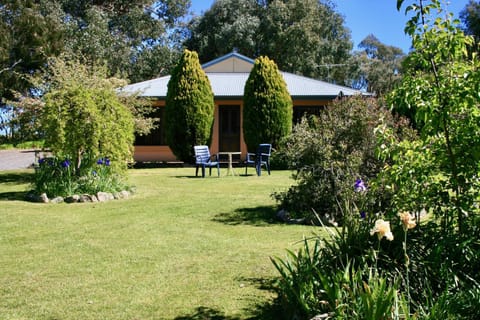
[190,0,470,54]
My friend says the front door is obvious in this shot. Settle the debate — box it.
[219,105,240,152]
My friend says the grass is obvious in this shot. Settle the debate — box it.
[0,167,315,319]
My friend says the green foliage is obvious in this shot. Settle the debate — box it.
[460,0,480,45]
[165,49,215,162]
[243,56,292,151]
[186,0,353,83]
[34,156,129,197]
[0,0,64,101]
[387,0,480,232]
[353,34,405,95]
[271,207,409,320]
[274,96,413,222]
[39,57,134,196]
[185,0,261,62]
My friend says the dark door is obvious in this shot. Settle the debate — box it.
[219,105,240,152]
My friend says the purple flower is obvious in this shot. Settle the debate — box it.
[61,159,70,168]
[354,179,367,192]
[97,158,104,165]
[38,158,46,165]
[360,211,366,219]
[104,158,110,166]
[92,170,97,176]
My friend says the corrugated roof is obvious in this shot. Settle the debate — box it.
[120,71,364,99]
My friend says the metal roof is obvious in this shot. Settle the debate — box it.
[120,71,364,99]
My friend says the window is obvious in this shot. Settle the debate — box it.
[134,108,166,146]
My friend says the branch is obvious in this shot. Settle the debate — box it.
[0,59,22,75]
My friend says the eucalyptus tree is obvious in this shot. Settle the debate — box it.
[353,34,405,95]
[460,0,480,46]
[259,0,352,83]
[184,0,353,84]
[185,0,262,63]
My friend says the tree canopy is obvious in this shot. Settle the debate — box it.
[185,0,353,84]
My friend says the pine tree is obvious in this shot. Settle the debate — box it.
[165,49,215,162]
[243,56,293,151]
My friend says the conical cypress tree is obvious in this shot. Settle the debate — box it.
[165,49,215,162]
[243,56,293,152]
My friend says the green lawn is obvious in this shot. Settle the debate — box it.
[0,168,314,319]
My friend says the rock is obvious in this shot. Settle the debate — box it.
[96,192,114,202]
[113,190,130,199]
[79,194,93,202]
[65,195,80,203]
[39,193,49,203]
[50,196,64,204]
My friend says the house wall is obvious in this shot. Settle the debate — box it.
[133,98,330,163]
[203,57,253,73]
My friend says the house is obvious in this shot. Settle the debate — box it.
[121,52,365,162]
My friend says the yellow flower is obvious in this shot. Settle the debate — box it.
[370,219,394,241]
[399,211,416,231]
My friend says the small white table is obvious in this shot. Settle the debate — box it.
[217,151,242,176]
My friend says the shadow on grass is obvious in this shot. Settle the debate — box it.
[212,205,280,226]
[0,172,33,201]
[0,171,34,184]
[173,307,241,320]
[173,278,284,320]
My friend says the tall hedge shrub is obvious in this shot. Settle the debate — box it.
[243,56,292,151]
[165,49,215,162]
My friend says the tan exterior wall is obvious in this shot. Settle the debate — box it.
[203,57,254,73]
[133,98,329,163]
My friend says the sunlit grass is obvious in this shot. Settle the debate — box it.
[0,167,316,319]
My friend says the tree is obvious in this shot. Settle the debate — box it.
[184,0,353,84]
[386,0,480,232]
[165,49,215,162]
[243,56,292,151]
[460,0,480,45]
[259,0,352,83]
[41,58,134,176]
[352,34,405,95]
[185,0,261,63]
[0,0,64,102]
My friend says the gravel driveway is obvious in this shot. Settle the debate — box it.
[0,149,39,171]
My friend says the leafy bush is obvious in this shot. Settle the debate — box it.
[271,204,412,320]
[34,156,129,197]
[36,57,134,197]
[274,96,413,222]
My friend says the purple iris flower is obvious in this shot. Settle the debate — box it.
[38,158,46,165]
[360,211,366,219]
[97,158,104,165]
[104,158,110,166]
[354,179,367,192]
[61,159,70,168]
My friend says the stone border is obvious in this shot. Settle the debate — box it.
[26,190,131,203]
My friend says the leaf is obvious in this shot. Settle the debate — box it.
[397,0,405,11]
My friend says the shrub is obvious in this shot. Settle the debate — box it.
[274,96,413,222]
[165,49,215,162]
[243,55,292,151]
[37,57,134,197]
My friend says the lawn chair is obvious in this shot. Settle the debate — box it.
[194,145,220,178]
[244,143,271,176]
